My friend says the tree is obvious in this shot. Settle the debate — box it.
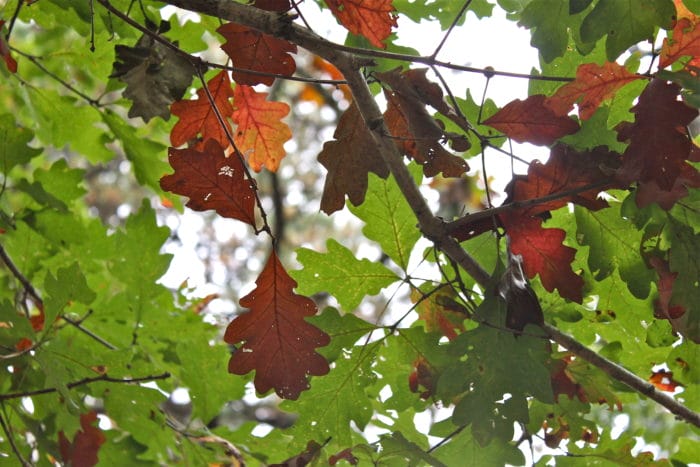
[0,0,698,465]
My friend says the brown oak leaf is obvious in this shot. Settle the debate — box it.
[318,102,389,214]
[483,95,579,146]
[232,85,292,172]
[659,17,700,68]
[270,440,323,467]
[546,62,640,120]
[224,251,330,399]
[160,139,257,226]
[217,22,297,86]
[615,79,699,191]
[170,70,234,149]
[325,0,397,49]
[58,411,106,467]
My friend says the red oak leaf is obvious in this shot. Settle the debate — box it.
[318,102,389,214]
[160,139,257,227]
[615,80,699,191]
[659,17,700,68]
[635,156,700,210]
[232,85,292,172]
[58,411,106,467]
[0,20,17,73]
[501,213,583,303]
[325,0,397,49]
[504,144,620,217]
[483,95,579,146]
[329,448,359,466]
[546,62,640,120]
[217,23,297,86]
[649,256,687,323]
[408,356,438,399]
[170,70,234,148]
[648,369,682,392]
[224,251,330,399]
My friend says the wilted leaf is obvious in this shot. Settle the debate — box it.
[547,62,641,120]
[58,411,106,467]
[232,84,292,172]
[160,139,257,226]
[616,80,699,191]
[170,70,234,148]
[224,251,330,399]
[483,95,579,146]
[318,102,389,214]
[217,22,297,86]
[410,286,466,340]
[325,0,397,49]
[111,23,195,121]
[501,213,584,303]
[659,17,700,68]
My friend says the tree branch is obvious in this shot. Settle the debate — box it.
[149,0,700,428]
[0,372,171,401]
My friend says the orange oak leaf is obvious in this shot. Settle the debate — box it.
[659,17,700,69]
[410,287,465,340]
[0,20,17,73]
[501,213,584,303]
[325,0,397,49]
[170,70,234,148]
[311,56,350,101]
[160,139,257,226]
[224,251,330,399]
[504,144,620,217]
[58,411,106,467]
[546,62,640,120]
[318,102,389,214]
[483,95,579,146]
[217,21,297,86]
[648,369,682,392]
[232,85,292,172]
[615,80,699,191]
[674,0,697,21]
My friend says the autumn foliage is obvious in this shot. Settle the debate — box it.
[1,0,699,465]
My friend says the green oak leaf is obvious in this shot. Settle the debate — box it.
[519,0,572,63]
[580,0,675,61]
[378,431,447,467]
[667,218,700,342]
[0,114,41,173]
[43,262,96,325]
[348,164,422,271]
[306,307,377,362]
[291,238,399,311]
[575,202,656,299]
[395,0,494,29]
[429,418,525,465]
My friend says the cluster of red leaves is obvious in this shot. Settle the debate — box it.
[58,411,106,467]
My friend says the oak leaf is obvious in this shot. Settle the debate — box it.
[232,85,292,172]
[318,102,389,214]
[501,214,584,303]
[160,139,257,227]
[0,20,17,73]
[650,256,687,328]
[659,17,700,68]
[325,0,397,49]
[58,411,106,467]
[648,369,682,392]
[546,62,640,120]
[170,70,234,149]
[224,251,330,399]
[615,79,699,191]
[217,22,296,86]
[483,95,579,146]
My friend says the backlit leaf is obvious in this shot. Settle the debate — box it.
[160,139,257,227]
[0,20,17,73]
[325,0,397,49]
[170,70,234,148]
[224,251,330,399]
[232,84,292,172]
[58,411,106,467]
[483,95,579,146]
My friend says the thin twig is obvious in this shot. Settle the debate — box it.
[5,0,23,40]
[0,372,171,401]
[0,405,32,467]
[431,0,472,59]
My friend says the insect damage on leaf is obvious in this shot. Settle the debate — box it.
[160,139,257,227]
[170,70,235,149]
[318,102,389,214]
[111,21,195,122]
[224,251,330,400]
[232,84,292,172]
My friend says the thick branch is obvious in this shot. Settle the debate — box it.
[153,0,699,427]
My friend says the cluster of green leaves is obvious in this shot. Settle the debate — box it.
[0,0,698,466]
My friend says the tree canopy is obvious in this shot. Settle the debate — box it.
[0,0,699,465]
